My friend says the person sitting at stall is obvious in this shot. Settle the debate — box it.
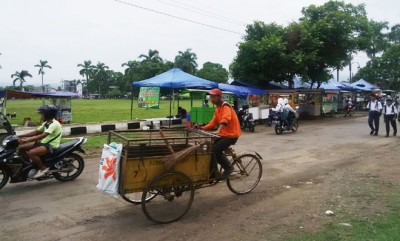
[197,88,241,180]
[176,106,187,119]
[17,105,62,179]
[202,99,209,107]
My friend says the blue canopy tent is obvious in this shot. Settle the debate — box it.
[132,68,218,125]
[133,68,218,89]
[350,79,380,91]
[218,83,267,98]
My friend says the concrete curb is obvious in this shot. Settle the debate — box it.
[15,119,184,136]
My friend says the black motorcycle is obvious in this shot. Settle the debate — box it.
[343,103,356,117]
[0,113,86,190]
[238,105,255,132]
[272,112,298,135]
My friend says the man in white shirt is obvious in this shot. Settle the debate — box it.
[383,98,397,137]
[366,94,383,136]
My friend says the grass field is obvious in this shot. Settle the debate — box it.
[5,99,202,125]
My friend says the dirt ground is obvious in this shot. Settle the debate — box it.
[1,114,399,241]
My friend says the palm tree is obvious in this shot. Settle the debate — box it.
[174,49,198,74]
[93,62,109,96]
[11,70,32,90]
[365,20,389,58]
[121,60,138,75]
[77,60,95,97]
[34,60,52,92]
[139,49,162,62]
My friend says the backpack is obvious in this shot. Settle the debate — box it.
[384,105,395,114]
[281,107,289,120]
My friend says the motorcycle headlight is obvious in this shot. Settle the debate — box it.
[2,139,9,146]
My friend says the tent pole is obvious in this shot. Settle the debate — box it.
[169,88,173,128]
[130,85,134,120]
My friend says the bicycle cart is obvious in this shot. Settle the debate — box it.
[108,128,263,224]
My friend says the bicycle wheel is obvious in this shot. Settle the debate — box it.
[227,154,262,195]
[142,171,194,224]
[121,191,158,204]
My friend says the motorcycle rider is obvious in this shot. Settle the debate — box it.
[343,95,353,117]
[198,88,241,179]
[283,98,296,129]
[17,105,62,178]
[267,97,284,126]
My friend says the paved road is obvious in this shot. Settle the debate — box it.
[1,115,398,241]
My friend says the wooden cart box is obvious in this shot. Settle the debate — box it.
[121,147,211,193]
[107,129,214,194]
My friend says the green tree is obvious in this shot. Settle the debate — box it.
[299,0,369,87]
[388,24,400,44]
[230,22,304,88]
[197,62,228,83]
[174,49,198,74]
[92,62,109,96]
[11,70,32,89]
[139,49,162,62]
[359,20,389,58]
[77,60,95,97]
[353,44,400,90]
[34,60,52,92]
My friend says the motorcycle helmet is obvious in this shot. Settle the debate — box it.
[37,105,58,120]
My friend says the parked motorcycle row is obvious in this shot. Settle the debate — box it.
[237,105,299,135]
[0,113,87,190]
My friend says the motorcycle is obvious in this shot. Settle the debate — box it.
[343,103,356,117]
[272,111,298,135]
[238,105,255,132]
[0,113,87,190]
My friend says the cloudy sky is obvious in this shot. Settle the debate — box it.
[1,0,399,87]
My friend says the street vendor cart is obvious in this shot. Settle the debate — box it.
[108,128,263,223]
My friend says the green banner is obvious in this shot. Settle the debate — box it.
[138,87,160,109]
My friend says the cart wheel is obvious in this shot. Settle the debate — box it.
[142,171,194,224]
[121,191,158,204]
[227,154,262,195]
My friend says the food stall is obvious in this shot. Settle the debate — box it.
[180,89,234,124]
[297,89,323,117]
[321,90,339,114]
[218,83,268,121]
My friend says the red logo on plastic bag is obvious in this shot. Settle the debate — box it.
[102,156,117,180]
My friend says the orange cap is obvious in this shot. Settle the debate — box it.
[209,88,222,96]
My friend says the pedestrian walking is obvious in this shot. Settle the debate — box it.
[383,98,397,137]
[366,94,382,136]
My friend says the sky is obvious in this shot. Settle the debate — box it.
[1,0,400,88]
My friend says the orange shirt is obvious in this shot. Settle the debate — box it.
[202,102,241,138]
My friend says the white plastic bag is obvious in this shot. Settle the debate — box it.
[96,143,123,197]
